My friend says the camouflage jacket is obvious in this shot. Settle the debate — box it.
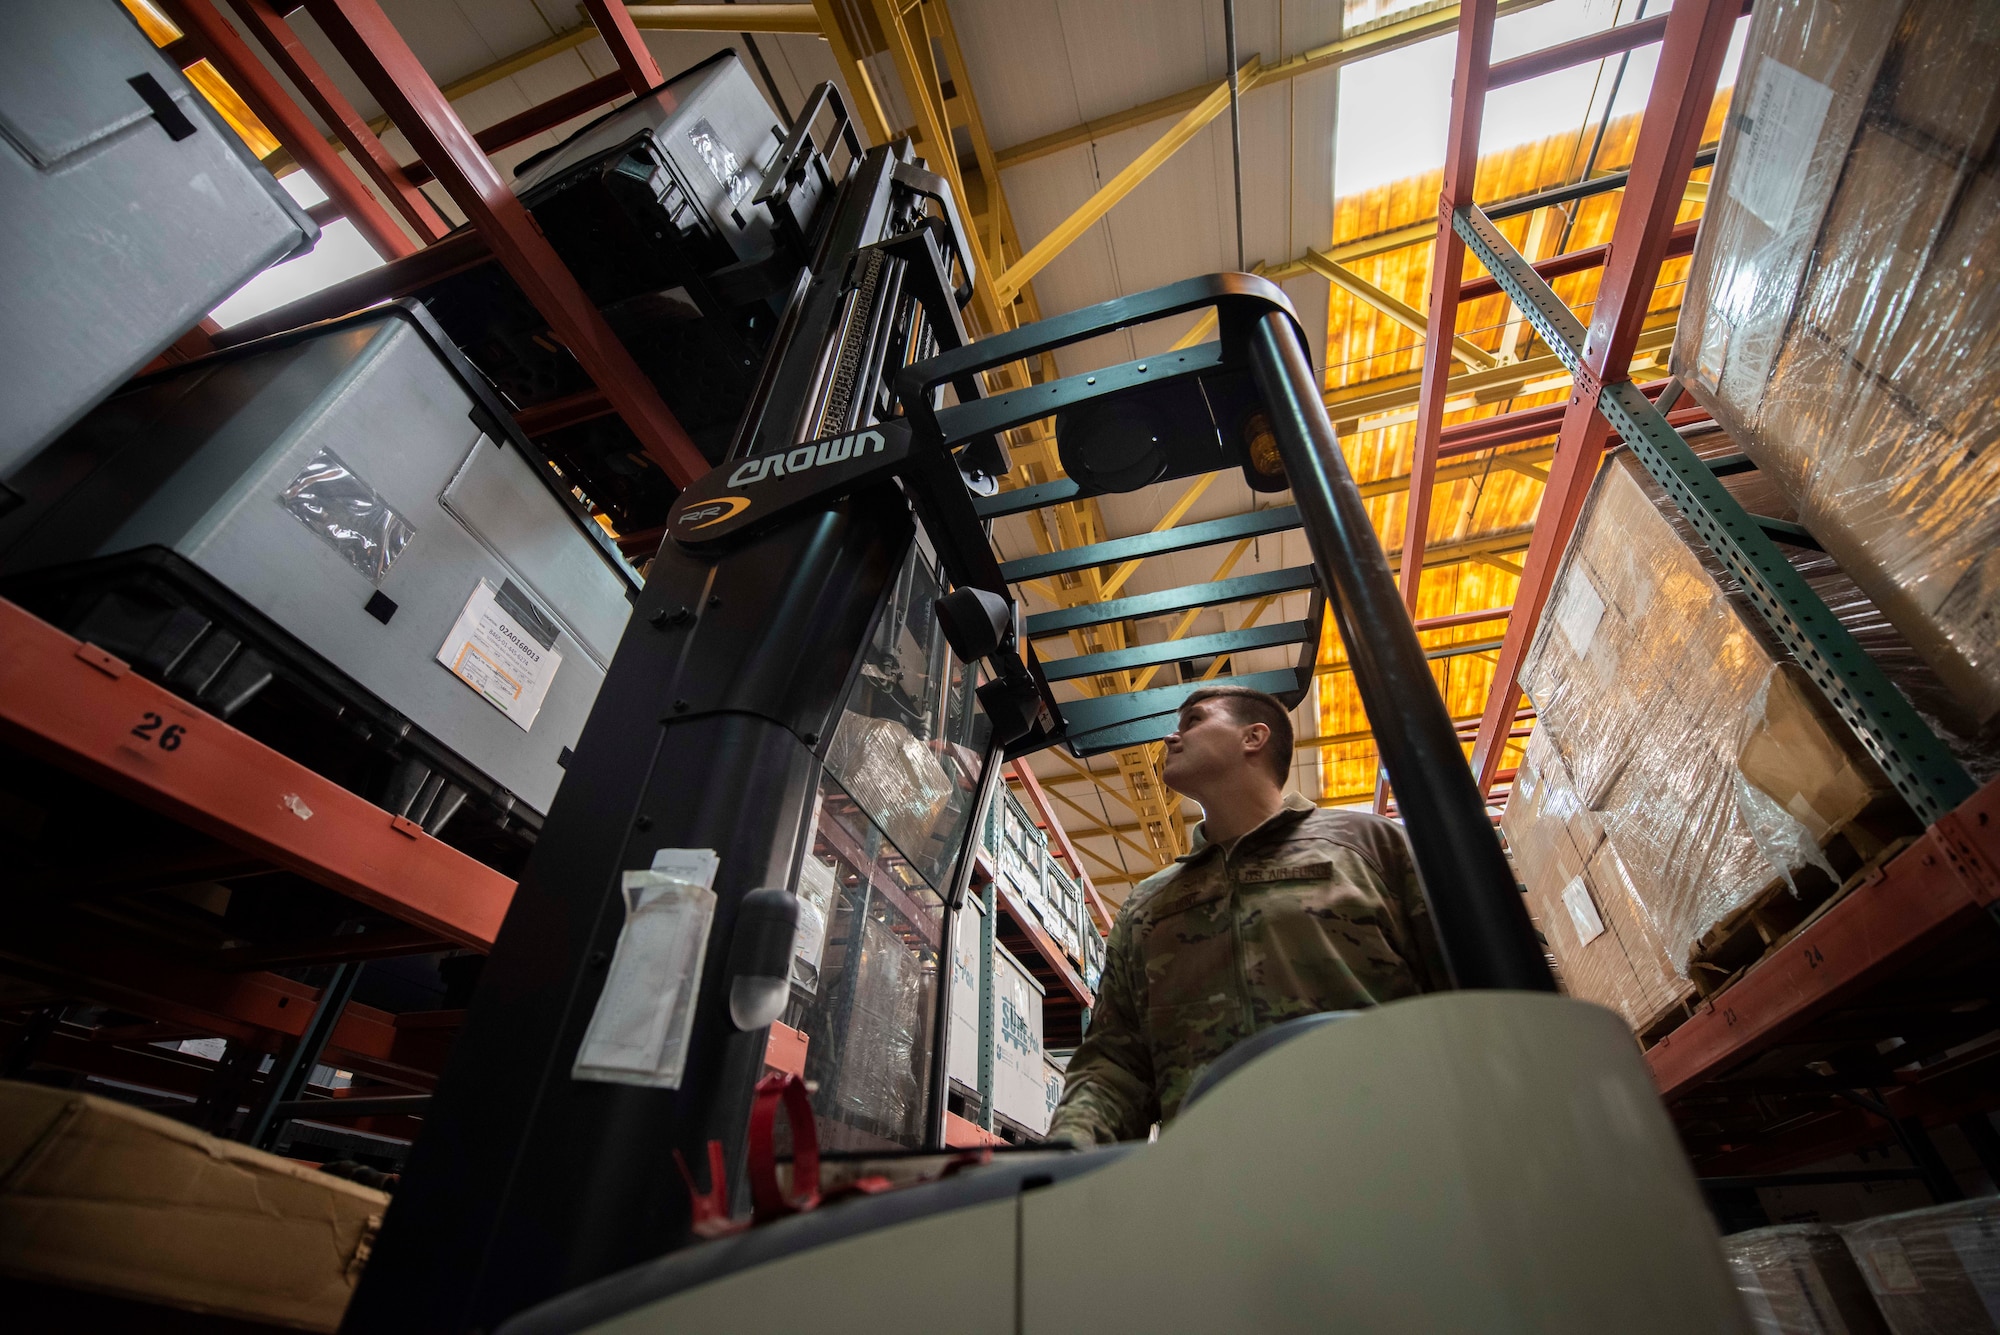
[1047,793,1446,1146]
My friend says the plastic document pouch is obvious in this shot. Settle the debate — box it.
[573,850,719,1089]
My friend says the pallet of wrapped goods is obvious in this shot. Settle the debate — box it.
[0,1080,385,1332]
[1504,730,1696,1037]
[1841,1199,2000,1334]
[1673,0,2000,736]
[1724,1223,1893,1335]
[1515,453,1912,997]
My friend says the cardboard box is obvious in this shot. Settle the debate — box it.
[0,1080,385,1332]
[1507,730,1694,1032]
[1675,0,2000,730]
[1514,455,1897,977]
[1724,1223,1892,1334]
[991,940,1049,1135]
[1842,1198,2000,1334]
[947,901,1054,1136]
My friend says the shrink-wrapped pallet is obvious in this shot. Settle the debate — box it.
[1724,1223,1892,1335]
[1515,454,1900,978]
[1504,730,1693,1032]
[826,716,955,872]
[1673,0,2000,733]
[1841,1199,2000,1334]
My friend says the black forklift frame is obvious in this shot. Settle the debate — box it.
[348,166,1549,1335]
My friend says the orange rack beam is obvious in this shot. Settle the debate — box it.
[0,596,515,951]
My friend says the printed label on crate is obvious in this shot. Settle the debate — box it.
[1727,58,1835,230]
[436,578,563,731]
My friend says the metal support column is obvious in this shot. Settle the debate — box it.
[1400,0,1494,614]
[162,0,418,259]
[225,0,450,242]
[1378,0,1493,815]
[977,874,997,1132]
[1246,310,1552,992]
[244,960,364,1149]
[925,737,1005,1147]
[580,0,667,95]
[1467,0,1742,793]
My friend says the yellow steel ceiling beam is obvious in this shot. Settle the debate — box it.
[1043,747,1144,818]
[992,1,1550,170]
[1261,221,1441,283]
[625,4,820,33]
[439,23,597,104]
[1096,473,1217,601]
[1324,319,1679,425]
[993,59,1258,300]
[1302,249,1498,369]
[812,0,894,146]
[1035,780,1164,866]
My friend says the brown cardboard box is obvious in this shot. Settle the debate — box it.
[1506,731,1694,1032]
[1842,1198,2000,1334]
[1675,0,2000,730]
[1724,1223,1892,1335]
[1738,664,1892,844]
[0,1080,385,1332]
[1516,455,1897,978]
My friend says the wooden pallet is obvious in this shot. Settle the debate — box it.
[1683,800,1917,1004]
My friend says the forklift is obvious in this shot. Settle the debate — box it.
[341,63,1752,1335]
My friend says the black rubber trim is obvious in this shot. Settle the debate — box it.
[498,1146,1137,1334]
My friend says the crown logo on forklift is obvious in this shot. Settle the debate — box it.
[724,429,888,488]
[669,423,910,545]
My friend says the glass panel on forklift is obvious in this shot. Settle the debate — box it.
[787,548,992,1151]
[823,549,991,890]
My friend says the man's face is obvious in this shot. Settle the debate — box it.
[1162,697,1265,799]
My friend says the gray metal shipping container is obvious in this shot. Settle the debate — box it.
[0,0,317,479]
[0,303,636,817]
[510,48,789,264]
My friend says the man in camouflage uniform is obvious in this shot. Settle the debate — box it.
[1047,685,1446,1146]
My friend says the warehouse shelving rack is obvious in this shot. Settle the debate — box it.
[4,0,1994,1193]
[0,0,1104,1160]
[1416,0,2000,1188]
[0,0,768,1155]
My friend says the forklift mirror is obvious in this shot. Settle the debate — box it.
[934,585,1012,663]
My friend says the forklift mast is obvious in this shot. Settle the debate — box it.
[347,96,1549,1334]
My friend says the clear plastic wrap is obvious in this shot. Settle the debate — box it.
[1841,1198,2000,1334]
[1724,1223,1893,1335]
[824,912,928,1147]
[1504,729,1693,1031]
[276,445,416,584]
[1516,454,1899,975]
[826,715,955,872]
[1674,0,2000,734]
[824,548,990,889]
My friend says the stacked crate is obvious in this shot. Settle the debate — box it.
[1505,454,1909,1021]
[983,787,1106,990]
[1674,0,2000,739]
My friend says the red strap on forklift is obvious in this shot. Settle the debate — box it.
[746,1071,820,1219]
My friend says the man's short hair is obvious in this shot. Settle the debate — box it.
[1181,684,1294,786]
